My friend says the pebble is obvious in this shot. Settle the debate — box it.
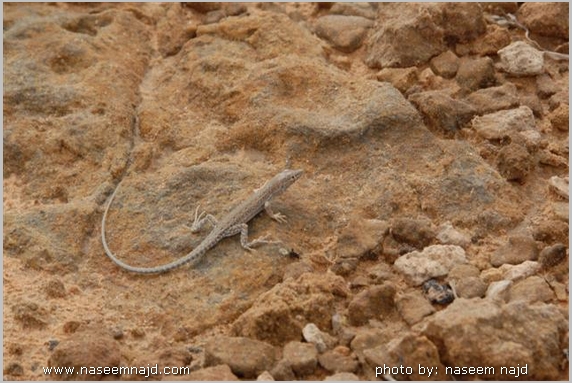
[324,372,360,381]
[282,341,317,376]
[539,243,567,268]
[498,41,544,76]
[347,283,396,326]
[456,56,495,91]
[393,245,467,286]
[486,280,512,301]
[204,336,277,379]
[269,359,295,381]
[471,106,537,141]
[395,291,435,325]
[314,15,373,53]
[256,370,275,381]
[302,323,329,353]
[490,235,538,267]
[429,50,459,79]
[436,222,471,247]
[423,279,455,304]
[548,176,569,200]
[509,276,555,303]
[390,217,436,248]
[318,349,359,373]
[500,260,541,282]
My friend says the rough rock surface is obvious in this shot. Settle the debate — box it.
[3,3,568,381]
[420,299,567,380]
[204,336,277,379]
[394,245,468,286]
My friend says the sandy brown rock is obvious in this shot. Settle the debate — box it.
[204,336,277,379]
[282,341,318,377]
[394,245,467,286]
[231,273,349,346]
[455,57,496,91]
[183,365,238,381]
[429,50,459,79]
[363,334,445,381]
[47,329,121,380]
[421,299,567,380]
[464,82,519,115]
[490,235,539,267]
[318,348,359,373]
[314,15,373,53]
[509,276,555,303]
[409,91,476,135]
[395,291,435,325]
[347,283,396,326]
[539,243,567,268]
[518,2,569,39]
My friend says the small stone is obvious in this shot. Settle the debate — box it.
[302,323,333,353]
[187,365,238,381]
[408,91,476,134]
[436,222,471,248]
[204,336,277,379]
[464,82,519,115]
[471,106,537,141]
[324,372,360,381]
[496,142,533,182]
[318,349,359,373]
[548,104,569,132]
[47,329,120,380]
[423,279,455,304]
[269,359,295,381]
[13,302,48,330]
[376,67,418,93]
[395,291,435,325]
[3,362,24,377]
[257,370,275,381]
[490,235,539,267]
[47,339,59,351]
[548,176,569,200]
[282,261,314,280]
[536,74,559,99]
[330,2,376,19]
[550,202,569,222]
[429,50,459,79]
[539,243,567,268]
[45,279,67,298]
[363,334,445,381]
[452,276,487,298]
[499,261,542,282]
[329,257,358,276]
[390,217,436,249]
[282,341,318,377]
[498,41,544,76]
[456,56,495,91]
[314,15,373,53]
[393,245,467,286]
[486,280,512,302]
[347,283,396,326]
[518,2,569,39]
[509,276,555,303]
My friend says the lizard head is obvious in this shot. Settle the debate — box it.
[272,168,303,194]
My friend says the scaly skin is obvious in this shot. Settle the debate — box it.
[101,169,303,274]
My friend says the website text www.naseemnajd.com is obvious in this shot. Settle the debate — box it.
[43,364,190,378]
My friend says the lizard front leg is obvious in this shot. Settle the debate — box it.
[188,205,218,233]
[264,201,288,223]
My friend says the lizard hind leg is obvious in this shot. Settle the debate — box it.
[239,223,279,251]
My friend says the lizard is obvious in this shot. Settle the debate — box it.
[101,168,303,274]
